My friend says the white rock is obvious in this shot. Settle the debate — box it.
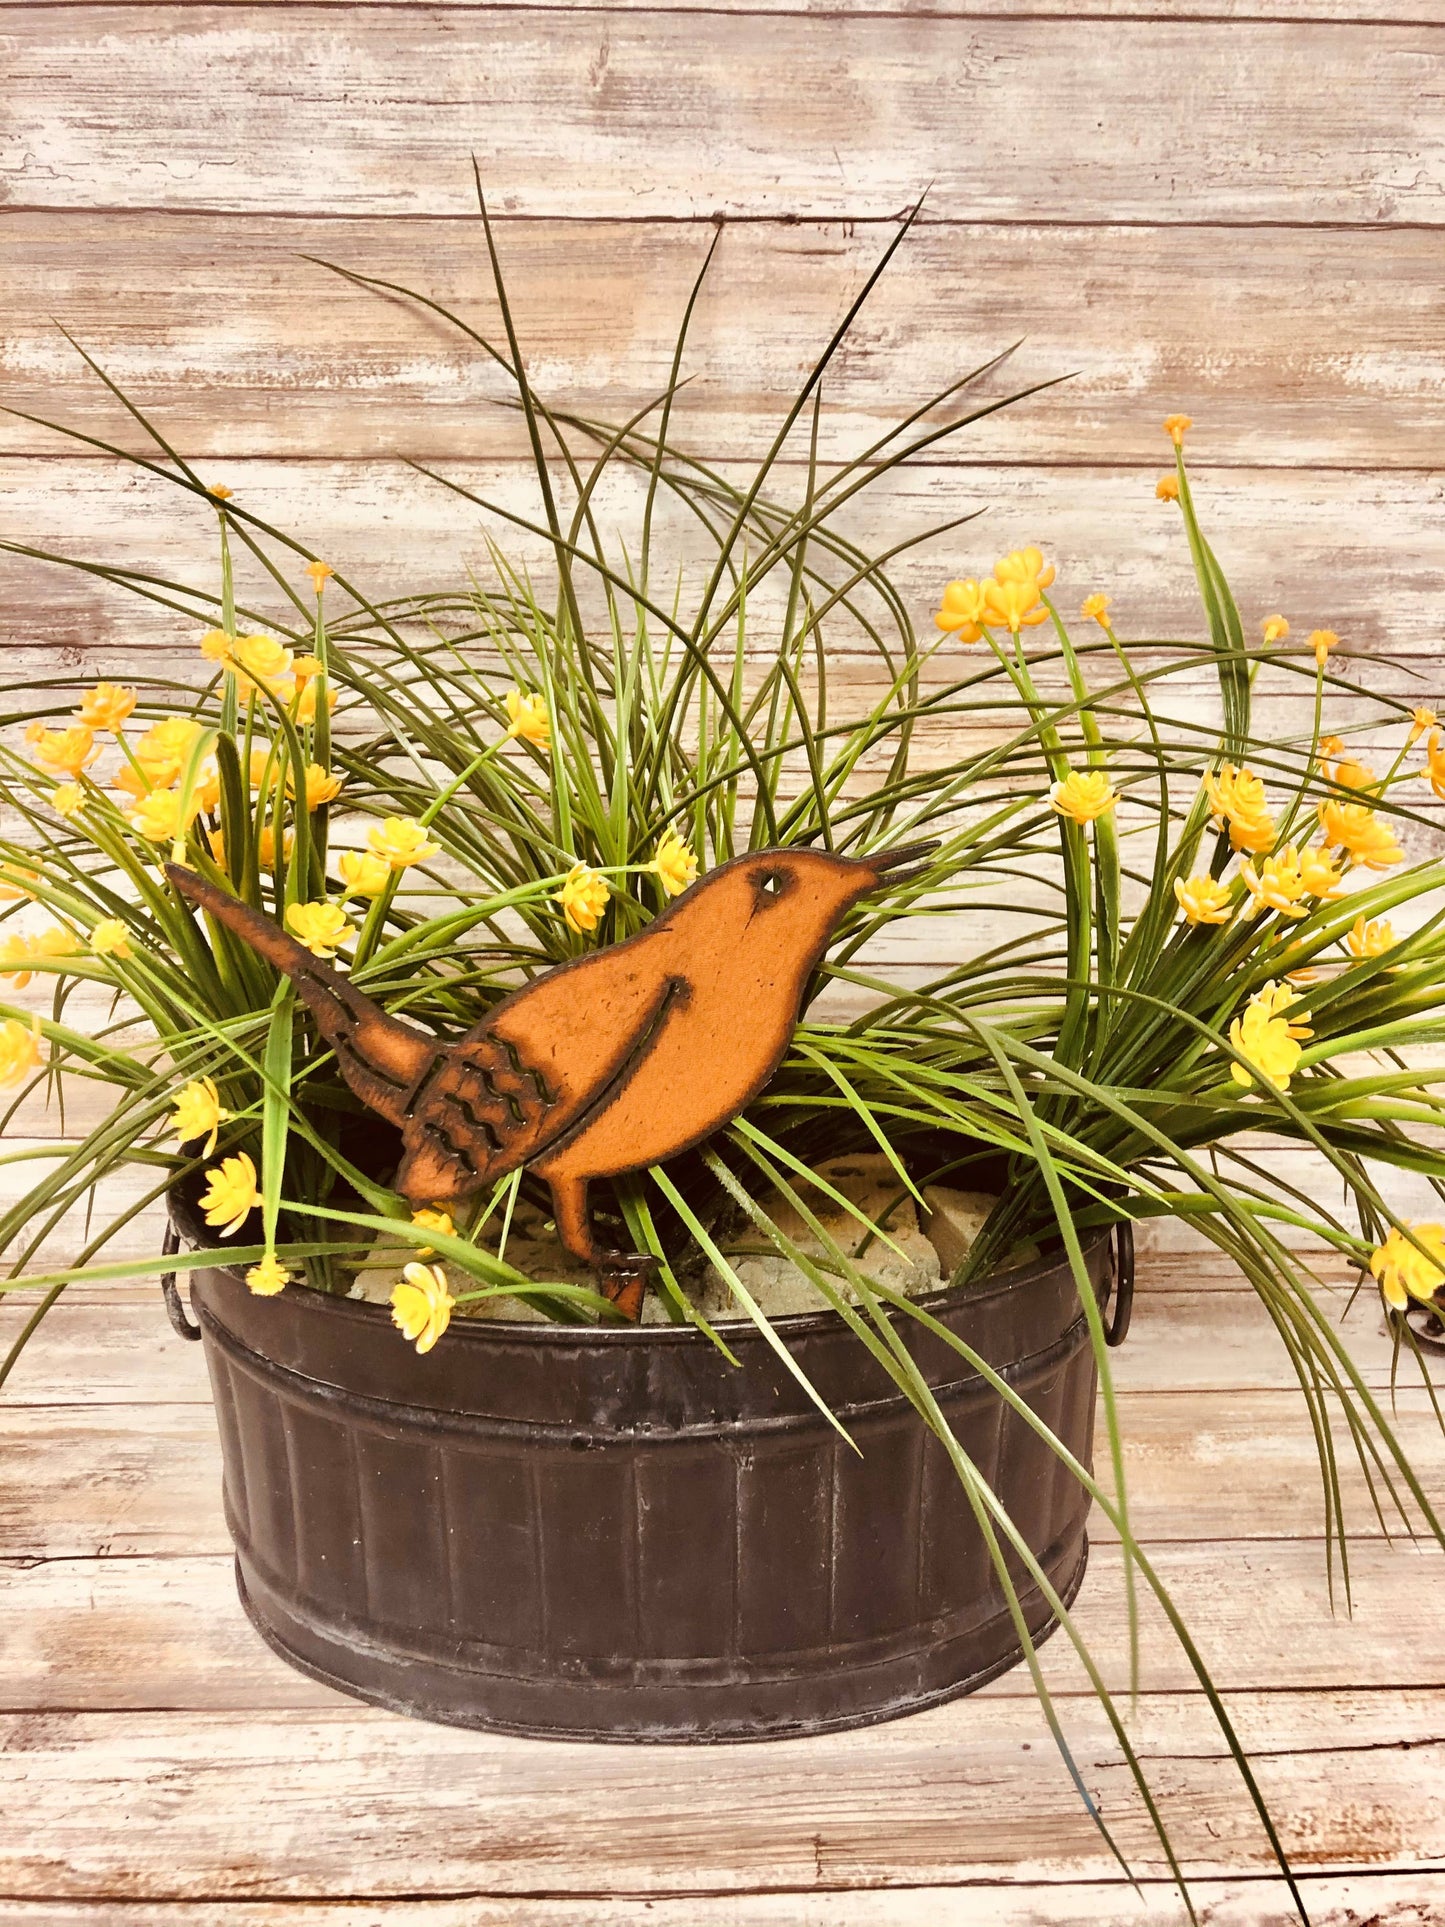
[701,1154,943,1322]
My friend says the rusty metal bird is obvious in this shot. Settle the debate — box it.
[166,843,936,1319]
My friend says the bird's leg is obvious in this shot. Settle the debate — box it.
[547,1171,654,1324]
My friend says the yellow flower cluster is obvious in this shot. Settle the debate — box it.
[337,850,392,899]
[1316,798,1403,871]
[199,1152,263,1237]
[284,900,352,958]
[0,925,80,988]
[935,547,1055,641]
[1174,874,1232,926]
[1204,765,1276,854]
[199,630,336,721]
[287,763,344,813]
[411,1207,455,1259]
[0,1016,44,1090]
[1049,768,1118,825]
[1080,593,1112,630]
[246,1254,291,1297]
[78,683,137,734]
[505,689,551,747]
[391,1261,455,1354]
[1238,843,1342,920]
[172,1076,231,1157]
[368,818,441,870]
[1370,1223,1445,1310]
[1229,980,1312,1095]
[557,861,611,934]
[91,918,132,960]
[25,722,97,779]
[1344,915,1395,961]
[651,831,699,899]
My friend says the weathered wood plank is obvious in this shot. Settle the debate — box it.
[0,1282,1407,1406]
[3,1390,1440,1559]
[7,460,1444,666]
[4,1538,1440,1712]
[1,1878,1443,1927]
[0,1692,1441,1894]
[5,14,1444,224]
[5,216,1444,467]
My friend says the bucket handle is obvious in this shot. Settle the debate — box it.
[1105,1220,1134,1348]
[160,1221,202,1342]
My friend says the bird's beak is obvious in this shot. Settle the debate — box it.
[860,839,941,892]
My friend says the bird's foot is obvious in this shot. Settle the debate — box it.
[597,1252,655,1325]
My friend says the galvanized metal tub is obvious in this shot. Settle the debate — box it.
[167,1181,1128,1741]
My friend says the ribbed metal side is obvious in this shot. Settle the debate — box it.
[193,1247,1110,1740]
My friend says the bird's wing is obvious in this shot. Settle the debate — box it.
[165,865,437,1125]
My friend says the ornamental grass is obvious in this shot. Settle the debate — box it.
[3,201,1444,1915]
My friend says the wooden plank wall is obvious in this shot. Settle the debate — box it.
[4,6,1445,1925]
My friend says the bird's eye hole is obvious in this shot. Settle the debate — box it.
[754,868,787,903]
[761,872,781,895]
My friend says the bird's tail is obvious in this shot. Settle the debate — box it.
[166,864,437,1126]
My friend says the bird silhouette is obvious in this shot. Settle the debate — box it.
[166,842,936,1319]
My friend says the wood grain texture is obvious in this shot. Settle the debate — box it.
[1,1883,1444,1927]
[1,1692,1442,1894]
[7,460,1445,667]
[5,216,1444,467]
[5,13,1445,223]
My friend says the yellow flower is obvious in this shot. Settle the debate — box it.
[289,764,344,812]
[0,865,38,902]
[1239,847,1310,919]
[1295,844,1345,900]
[336,850,392,899]
[651,831,699,899]
[410,1206,455,1259]
[1318,736,1345,760]
[25,722,96,777]
[0,1016,44,1090]
[128,789,198,844]
[505,689,551,747]
[1317,798,1403,871]
[1371,1224,1445,1310]
[1204,765,1276,854]
[1049,768,1118,825]
[304,560,334,594]
[1156,475,1180,503]
[245,1254,291,1297]
[1423,729,1445,801]
[934,578,988,642]
[232,635,296,699]
[2,926,83,988]
[50,783,83,818]
[367,817,441,870]
[209,484,233,501]
[1173,874,1232,926]
[993,546,1055,592]
[1261,614,1290,646]
[78,683,137,734]
[172,1076,231,1157]
[1080,593,1112,630]
[1329,757,1375,793]
[0,936,34,989]
[198,1152,262,1238]
[556,861,611,934]
[1309,628,1339,670]
[1162,413,1192,447]
[90,918,132,960]
[1345,914,1396,961]
[256,825,293,873]
[982,573,1048,634]
[200,629,234,666]
[290,655,324,686]
[295,678,338,724]
[284,900,351,958]
[1408,706,1437,745]
[391,1261,455,1355]
[118,717,203,793]
[1229,980,1312,1094]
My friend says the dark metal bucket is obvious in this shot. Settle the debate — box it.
[166,1183,1130,1742]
